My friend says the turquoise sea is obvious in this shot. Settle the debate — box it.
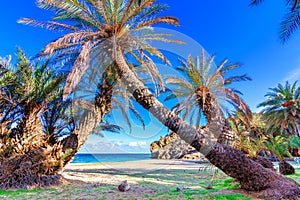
[71,153,152,163]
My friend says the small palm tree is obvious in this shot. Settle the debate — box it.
[264,135,295,175]
[165,50,251,142]
[250,0,300,42]
[229,111,268,157]
[232,132,266,158]
[258,81,300,136]
[228,111,267,138]
[0,48,64,136]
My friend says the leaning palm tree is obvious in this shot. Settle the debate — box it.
[60,61,146,164]
[250,0,300,42]
[164,50,251,143]
[19,0,300,198]
[258,81,300,136]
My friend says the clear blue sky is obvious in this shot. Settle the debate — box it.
[1,1,300,153]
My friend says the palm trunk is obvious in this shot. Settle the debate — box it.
[60,84,113,166]
[291,107,300,136]
[295,117,300,137]
[0,105,63,189]
[279,160,295,175]
[196,91,234,144]
[114,49,300,199]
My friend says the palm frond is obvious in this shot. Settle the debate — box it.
[134,16,179,30]
[18,18,78,31]
[249,0,265,6]
[280,7,300,42]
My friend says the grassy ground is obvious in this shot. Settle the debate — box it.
[0,162,299,200]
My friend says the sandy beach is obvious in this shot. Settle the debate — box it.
[3,159,298,199]
[63,159,205,184]
[57,159,239,200]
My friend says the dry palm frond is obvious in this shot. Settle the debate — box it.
[134,16,179,30]
[18,18,78,31]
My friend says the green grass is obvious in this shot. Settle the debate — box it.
[201,194,252,200]
[0,188,56,195]
[1,165,300,199]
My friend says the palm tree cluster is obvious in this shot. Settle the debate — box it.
[0,48,70,189]
[0,0,298,198]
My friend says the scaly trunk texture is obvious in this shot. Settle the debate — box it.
[94,83,113,122]
[295,117,300,137]
[290,107,300,136]
[0,105,64,189]
[251,156,276,171]
[279,160,295,175]
[195,89,234,144]
[114,49,300,199]
[61,84,113,166]
[60,112,98,166]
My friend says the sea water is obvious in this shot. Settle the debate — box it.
[71,153,151,163]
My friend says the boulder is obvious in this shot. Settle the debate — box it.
[150,132,204,160]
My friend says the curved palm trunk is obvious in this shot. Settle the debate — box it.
[60,84,113,166]
[114,49,300,199]
[196,91,234,144]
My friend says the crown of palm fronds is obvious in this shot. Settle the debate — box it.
[228,110,267,138]
[0,48,65,138]
[19,0,183,99]
[264,135,292,160]
[232,131,266,158]
[165,50,251,126]
[258,81,300,134]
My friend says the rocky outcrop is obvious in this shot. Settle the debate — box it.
[150,132,205,160]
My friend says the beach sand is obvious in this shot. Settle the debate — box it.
[63,159,204,184]
[60,159,267,200]
[0,159,266,199]
[60,159,233,200]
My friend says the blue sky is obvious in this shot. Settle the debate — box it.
[1,1,300,153]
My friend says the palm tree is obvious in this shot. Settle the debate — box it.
[0,49,127,188]
[228,111,267,138]
[20,0,300,198]
[264,135,295,175]
[258,81,300,136]
[164,50,251,143]
[250,0,300,42]
[228,111,277,171]
[0,49,68,189]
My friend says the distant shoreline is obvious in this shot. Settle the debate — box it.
[65,159,202,174]
[71,153,152,164]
